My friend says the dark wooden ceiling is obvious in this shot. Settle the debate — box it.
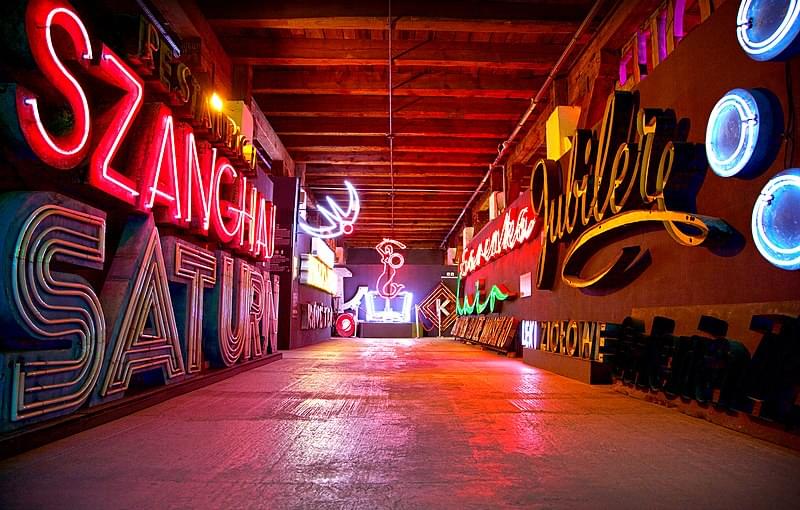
[196,0,599,248]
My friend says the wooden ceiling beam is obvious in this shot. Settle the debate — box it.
[209,17,583,34]
[304,165,486,177]
[284,136,499,154]
[291,152,489,166]
[270,117,511,138]
[255,94,526,121]
[252,69,543,99]
[225,39,563,71]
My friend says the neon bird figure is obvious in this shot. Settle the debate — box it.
[375,238,406,299]
[299,181,360,239]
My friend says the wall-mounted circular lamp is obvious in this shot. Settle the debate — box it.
[737,0,800,61]
[706,88,782,178]
[752,168,800,270]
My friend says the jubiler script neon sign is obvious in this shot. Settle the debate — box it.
[531,91,732,290]
[9,0,275,260]
[459,205,538,277]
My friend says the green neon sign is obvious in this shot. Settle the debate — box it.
[456,276,513,316]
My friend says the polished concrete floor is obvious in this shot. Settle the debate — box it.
[1,337,799,509]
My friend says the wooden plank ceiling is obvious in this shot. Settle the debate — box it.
[196,0,598,248]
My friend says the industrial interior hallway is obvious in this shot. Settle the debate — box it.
[1,338,798,509]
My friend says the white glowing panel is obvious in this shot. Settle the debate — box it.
[365,291,413,323]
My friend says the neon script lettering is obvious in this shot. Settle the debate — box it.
[459,205,538,277]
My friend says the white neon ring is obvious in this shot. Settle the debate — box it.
[737,0,800,59]
[706,90,760,177]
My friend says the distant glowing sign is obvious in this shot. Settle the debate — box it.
[365,291,413,323]
[706,88,781,178]
[299,181,360,238]
[737,0,800,61]
[299,254,338,294]
[752,169,800,270]
[375,238,406,299]
[459,205,538,277]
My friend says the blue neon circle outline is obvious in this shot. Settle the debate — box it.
[751,168,800,270]
[737,0,800,61]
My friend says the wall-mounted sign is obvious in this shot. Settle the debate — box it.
[706,88,781,178]
[300,302,333,330]
[0,0,280,432]
[299,181,360,238]
[300,254,338,294]
[2,0,276,260]
[530,90,733,291]
[521,320,607,361]
[312,236,336,269]
[752,168,800,270]
[459,204,538,277]
[737,0,800,61]
[456,277,514,316]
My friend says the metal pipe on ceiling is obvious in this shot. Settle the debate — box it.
[438,0,608,249]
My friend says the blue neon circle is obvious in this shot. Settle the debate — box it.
[706,88,780,178]
[752,168,800,270]
[737,0,800,61]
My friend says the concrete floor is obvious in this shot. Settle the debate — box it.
[1,338,799,509]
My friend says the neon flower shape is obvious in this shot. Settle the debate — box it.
[299,181,360,238]
[375,238,406,299]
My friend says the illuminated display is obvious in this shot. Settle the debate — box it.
[530,91,732,290]
[300,255,338,294]
[0,0,280,432]
[375,238,407,299]
[299,181,360,238]
[456,277,514,316]
[17,2,93,170]
[459,205,538,277]
[5,0,277,261]
[365,291,414,323]
[706,88,781,178]
[737,0,800,61]
[752,168,800,270]
[523,320,607,361]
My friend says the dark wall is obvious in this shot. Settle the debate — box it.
[464,0,800,349]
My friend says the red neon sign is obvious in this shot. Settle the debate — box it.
[459,205,539,277]
[17,1,93,169]
[9,0,277,261]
